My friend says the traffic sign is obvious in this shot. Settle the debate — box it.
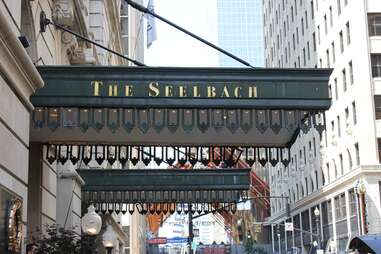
[285,222,294,231]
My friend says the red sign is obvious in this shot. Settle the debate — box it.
[147,237,167,244]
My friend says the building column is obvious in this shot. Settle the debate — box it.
[56,164,85,235]
[271,224,275,253]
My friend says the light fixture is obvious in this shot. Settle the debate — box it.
[18,36,30,48]
[81,204,102,235]
[314,207,320,217]
[102,225,117,254]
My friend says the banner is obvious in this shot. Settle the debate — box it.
[146,0,157,47]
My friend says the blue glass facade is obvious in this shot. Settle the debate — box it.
[217,0,264,67]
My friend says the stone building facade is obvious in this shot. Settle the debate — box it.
[0,0,145,253]
[263,0,381,253]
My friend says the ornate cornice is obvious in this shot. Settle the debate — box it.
[0,10,44,111]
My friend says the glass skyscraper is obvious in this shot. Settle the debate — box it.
[217,0,264,67]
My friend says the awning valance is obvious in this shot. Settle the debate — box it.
[78,168,250,214]
[31,66,331,147]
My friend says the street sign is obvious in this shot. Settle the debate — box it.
[146,237,167,244]
[167,237,188,244]
[285,222,294,231]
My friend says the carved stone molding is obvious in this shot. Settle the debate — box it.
[52,0,75,27]
[0,9,43,111]
[61,31,78,56]
[71,45,97,65]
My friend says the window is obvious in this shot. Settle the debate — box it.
[312,32,316,51]
[303,48,306,66]
[344,0,348,6]
[311,176,314,191]
[326,162,330,183]
[337,0,341,15]
[305,177,308,194]
[310,1,314,19]
[347,149,353,169]
[314,171,318,188]
[334,161,338,178]
[355,143,360,166]
[291,6,294,22]
[301,18,305,35]
[327,200,333,223]
[346,22,351,45]
[342,69,347,91]
[349,189,357,216]
[318,26,321,44]
[339,30,344,53]
[285,48,288,63]
[305,11,308,28]
[307,41,310,60]
[352,101,357,125]
[287,15,289,30]
[340,194,347,219]
[324,15,328,34]
[368,14,381,36]
[296,27,299,43]
[321,167,326,186]
[335,196,341,219]
[293,34,296,50]
[332,42,336,63]
[349,61,354,84]
[339,153,344,175]
[313,137,316,157]
[371,54,381,77]
[326,49,330,68]
[334,78,338,100]
[329,6,333,27]
[337,115,341,137]
[345,107,350,127]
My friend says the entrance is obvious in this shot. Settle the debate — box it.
[30,65,331,252]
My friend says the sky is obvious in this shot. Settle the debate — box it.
[137,0,232,242]
[144,0,220,67]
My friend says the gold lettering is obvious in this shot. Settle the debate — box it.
[249,86,258,98]
[234,87,242,98]
[108,84,118,96]
[125,85,134,97]
[165,85,173,97]
[207,86,216,97]
[222,86,230,97]
[193,86,201,97]
[91,81,103,96]
[179,86,187,97]
[149,82,160,97]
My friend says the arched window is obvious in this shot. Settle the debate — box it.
[347,149,353,170]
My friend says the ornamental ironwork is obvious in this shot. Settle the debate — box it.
[44,144,292,167]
